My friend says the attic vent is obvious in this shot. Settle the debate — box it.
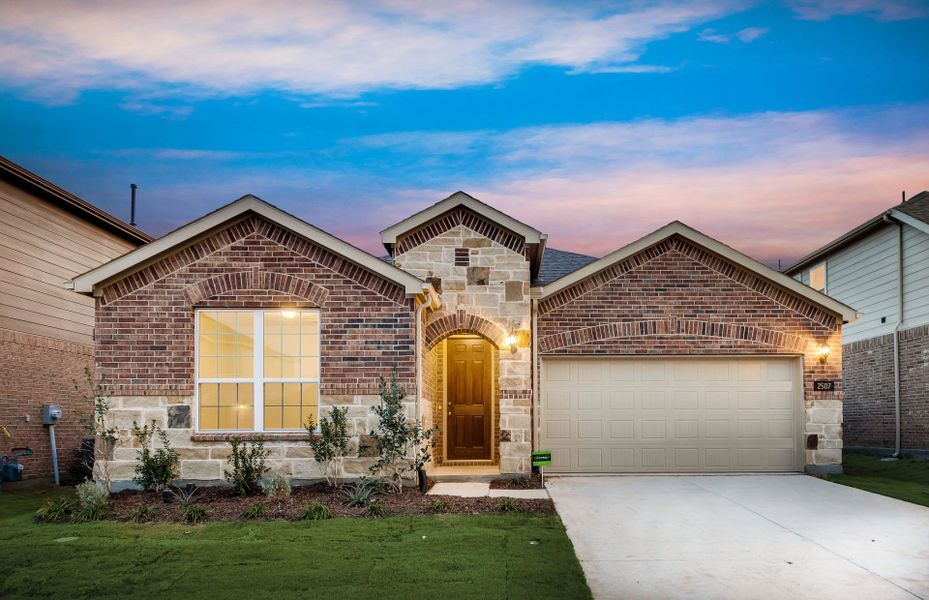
[455,248,470,266]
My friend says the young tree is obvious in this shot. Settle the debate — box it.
[75,368,120,492]
[306,406,350,488]
[368,370,436,493]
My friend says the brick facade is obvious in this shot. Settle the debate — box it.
[96,215,415,396]
[843,324,929,451]
[95,214,419,486]
[537,235,845,470]
[0,330,94,480]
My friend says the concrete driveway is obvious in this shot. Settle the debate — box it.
[547,475,929,599]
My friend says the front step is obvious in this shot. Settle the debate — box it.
[428,466,503,483]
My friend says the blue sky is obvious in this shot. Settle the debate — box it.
[1,0,928,265]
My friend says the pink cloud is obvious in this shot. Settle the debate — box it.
[357,107,929,267]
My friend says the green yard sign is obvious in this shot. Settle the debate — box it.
[532,451,552,467]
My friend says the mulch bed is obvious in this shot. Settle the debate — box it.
[106,483,555,523]
[489,472,544,489]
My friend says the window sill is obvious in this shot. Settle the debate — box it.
[191,432,308,442]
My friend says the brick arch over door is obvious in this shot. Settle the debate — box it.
[182,270,329,306]
[538,317,813,354]
[425,310,507,350]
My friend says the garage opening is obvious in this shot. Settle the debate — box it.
[540,356,803,473]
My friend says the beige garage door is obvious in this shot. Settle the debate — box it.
[541,357,802,473]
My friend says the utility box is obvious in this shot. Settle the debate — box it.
[41,404,62,426]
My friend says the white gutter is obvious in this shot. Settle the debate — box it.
[883,214,903,458]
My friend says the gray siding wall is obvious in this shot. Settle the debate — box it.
[797,222,929,344]
[903,225,929,329]
[827,224,899,344]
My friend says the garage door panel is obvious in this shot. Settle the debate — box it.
[610,390,634,410]
[641,390,666,409]
[611,448,635,468]
[577,420,602,439]
[578,362,603,382]
[545,419,571,439]
[578,448,603,468]
[706,391,731,409]
[609,420,634,439]
[674,448,700,467]
[541,357,801,473]
[674,420,699,438]
[577,390,602,410]
[673,390,700,409]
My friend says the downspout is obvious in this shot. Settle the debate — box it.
[883,214,903,458]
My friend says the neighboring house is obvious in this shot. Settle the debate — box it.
[785,191,929,455]
[70,192,854,488]
[0,156,152,480]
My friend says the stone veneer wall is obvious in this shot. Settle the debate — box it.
[94,214,418,487]
[843,324,929,451]
[395,223,533,474]
[538,235,846,471]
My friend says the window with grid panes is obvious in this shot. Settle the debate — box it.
[196,310,319,432]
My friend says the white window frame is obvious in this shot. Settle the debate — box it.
[194,308,321,433]
[808,262,827,293]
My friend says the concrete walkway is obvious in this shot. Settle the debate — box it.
[427,482,549,498]
[547,475,929,600]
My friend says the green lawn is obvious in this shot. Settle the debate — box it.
[829,452,929,508]
[0,487,591,600]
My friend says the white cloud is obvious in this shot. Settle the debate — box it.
[788,0,928,21]
[0,0,744,101]
[698,26,769,43]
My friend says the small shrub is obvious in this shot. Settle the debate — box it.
[428,499,450,514]
[242,502,267,519]
[307,406,350,487]
[181,504,209,524]
[224,437,270,496]
[35,498,73,523]
[73,480,108,522]
[298,501,332,521]
[342,477,379,507]
[496,498,518,513]
[128,504,154,523]
[261,473,292,499]
[167,483,199,507]
[363,503,385,518]
[73,504,104,523]
[131,420,179,492]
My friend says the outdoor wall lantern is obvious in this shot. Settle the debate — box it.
[817,343,830,365]
[501,330,530,353]
[502,333,519,352]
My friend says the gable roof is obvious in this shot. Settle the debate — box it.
[784,191,929,275]
[540,221,858,322]
[534,248,598,286]
[380,191,545,248]
[0,154,152,245]
[70,195,430,297]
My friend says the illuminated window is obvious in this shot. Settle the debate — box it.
[809,263,826,293]
[196,310,320,432]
